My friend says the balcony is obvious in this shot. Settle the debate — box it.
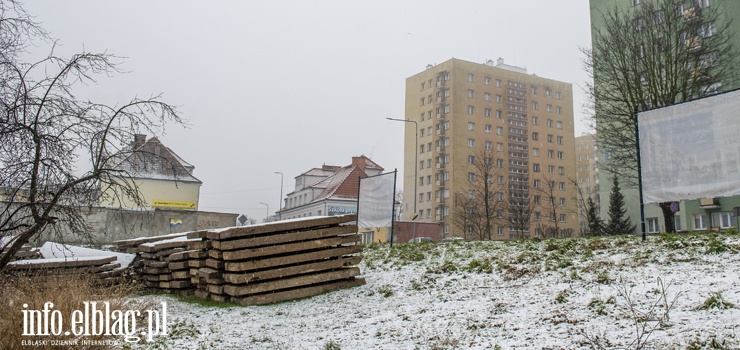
[700,197,720,209]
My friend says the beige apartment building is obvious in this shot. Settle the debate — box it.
[575,133,600,234]
[402,58,578,240]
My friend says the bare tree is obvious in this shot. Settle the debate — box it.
[532,175,573,238]
[452,146,506,240]
[507,178,534,239]
[0,1,183,270]
[584,0,737,233]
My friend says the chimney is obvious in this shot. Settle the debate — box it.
[497,57,505,66]
[351,156,366,172]
[133,134,146,149]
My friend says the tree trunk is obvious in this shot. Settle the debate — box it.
[659,202,676,233]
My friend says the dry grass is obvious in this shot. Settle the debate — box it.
[0,272,145,350]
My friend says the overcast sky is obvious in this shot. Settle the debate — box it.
[25,1,593,222]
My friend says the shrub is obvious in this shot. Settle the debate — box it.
[697,292,736,310]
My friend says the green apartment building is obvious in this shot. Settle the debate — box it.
[589,0,740,233]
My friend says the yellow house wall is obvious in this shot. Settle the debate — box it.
[102,178,201,210]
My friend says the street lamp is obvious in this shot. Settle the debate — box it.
[259,202,269,222]
[274,172,283,221]
[387,117,418,242]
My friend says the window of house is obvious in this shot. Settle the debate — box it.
[645,217,659,233]
[468,73,474,82]
[675,214,682,231]
[711,212,736,229]
[484,77,491,85]
[694,214,707,230]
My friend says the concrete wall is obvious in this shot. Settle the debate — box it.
[32,207,237,245]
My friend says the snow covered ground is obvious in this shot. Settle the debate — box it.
[132,233,740,349]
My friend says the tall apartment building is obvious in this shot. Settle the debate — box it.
[590,0,740,233]
[575,133,600,234]
[403,58,578,240]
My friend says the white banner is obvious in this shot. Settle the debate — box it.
[357,171,396,229]
[638,90,740,203]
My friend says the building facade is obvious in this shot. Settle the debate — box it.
[278,155,384,221]
[102,134,202,211]
[590,0,740,233]
[575,133,600,234]
[403,58,578,240]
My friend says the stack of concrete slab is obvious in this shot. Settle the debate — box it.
[199,215,364,306]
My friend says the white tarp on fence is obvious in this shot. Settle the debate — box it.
[638,90,740,203]
[357,171,396,229]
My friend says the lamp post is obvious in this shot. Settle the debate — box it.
[259,202,269,222]
[387,117,418,242]
[274,172,283,221]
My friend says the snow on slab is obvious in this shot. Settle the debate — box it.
[139,235,196,247]
[39,242,135,269]
[113,231,189,244]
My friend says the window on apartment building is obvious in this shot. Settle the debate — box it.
[485,124,492,133]
[558,151,564,160]
[468,73,474,82]
[531,86,537,95]
[675,214,682,231]
[555,91,561,100]
[559,198,566,206]
[468,173,475,182]
[534,196,541,204]
[468,139,475,148]
[556,106,562,114]
[468,122,475,131]
[560,214,567,223]
[533,148,539,156]
[547,119,553,127]
[419,193,423,202]
[419,161,424,170]
[712,212,736,229]
[559,182,565,190]
[546,88,551,97]
[485,92,491,101]
[547,134,554,143]
[496,110,502,119]
[532,101,538,110]
[468,155,475,164]
[547,150,554,158]
[497,142,503,151]
[533,163,540,172]
[468,106,475,115]
[557,135,563,144]
[485,108,492,117]
[420,98,425,106]
[496,95,502,103]
[532,132,539,141]
[534,212,541,221]
[468,89,475,98]
[558,166,565,175]
[444,105,450,113]
[496,79,502,87]
[428,95,433,103]
[497,175,504,184]
[647,217,659,233]
[548,165,555,174]
[547,104,553,113]
[420,145,425,154]
[421,82,426,91]
[496,126,503,135]
[419,177,424,186]
[484,76,491,85]
[485,141,492,150]
[632,0,642,6]
[496,159,504,167]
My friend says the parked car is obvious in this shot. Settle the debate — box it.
[408,237,434,243]
[441,237,465,243]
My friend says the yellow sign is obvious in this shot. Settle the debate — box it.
[152,200,197,209]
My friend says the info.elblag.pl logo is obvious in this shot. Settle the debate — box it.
[22,301,168,343]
